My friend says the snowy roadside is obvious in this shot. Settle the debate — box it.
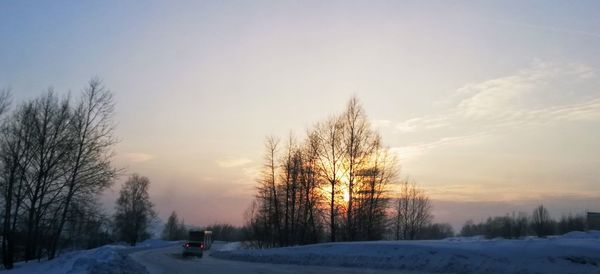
[211,231,600,274]
[1,240,177,274]
[212,241,243,252]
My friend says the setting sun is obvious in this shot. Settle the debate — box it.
[342,190,350,203]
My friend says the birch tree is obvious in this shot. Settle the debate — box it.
[393,180,432,240]
[114,174,156,246]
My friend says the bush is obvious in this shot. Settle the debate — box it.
[557,214,586,234]
[418,223,454,239]
[204,223,244,242]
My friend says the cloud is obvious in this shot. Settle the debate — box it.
[122,152,156,163]
[395,116,449,133]
[242,166,260,179]
[390,133,488,162]
[371,119,392,129]
[388,61,600,161]
[395,61,600,133]
[217,157,252,168]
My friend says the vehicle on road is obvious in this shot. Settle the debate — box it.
[182,230,212,257]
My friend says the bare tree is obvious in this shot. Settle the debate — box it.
[0,91,31,269]
[300,131,325,244]
[393,180,432,240]
[1,114,34,267]
[48,79,117,259]
[355,137,397,240]
[253,136,282,246]
[313,116,345,242]
[162,211,187,240]
[531,204,552,237]
[0,89,10,115]
[22,91,72,260]
[114,174,156,246]
[340,97,378,240]
[280,134,295,245]
[243,200,267,248]
[63,198,112,250]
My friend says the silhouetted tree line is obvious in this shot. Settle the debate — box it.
[204,223,244,242]
[417,223,455,240]
[460,205,588,239]
[0,80,118,269]
[161,220,245,242]
[244,98,447,247]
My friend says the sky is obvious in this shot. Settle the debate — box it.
[1,1,599,230]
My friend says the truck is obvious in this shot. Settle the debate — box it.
[182,230,212,257]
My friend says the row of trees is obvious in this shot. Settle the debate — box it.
[245,98,438,247]
[204,223,244,242]
[161,215,246,242]
[0,80,118,268]
[0,80,161,268]
[460,205,587,238]
[392,180,433,240]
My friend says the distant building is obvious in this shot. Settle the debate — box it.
[587,212,600,230]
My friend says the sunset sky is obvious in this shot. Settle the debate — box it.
[2,1,599,229]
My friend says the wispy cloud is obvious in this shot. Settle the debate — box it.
[455,62,596,118]
[242,166,260,179]
[390,61,600,161]
[390,133,489,162]
[122,152,156,163]
[396,61,600,133]
[371,119,392,129]
[217,157,252,168]
[395,116,449,133]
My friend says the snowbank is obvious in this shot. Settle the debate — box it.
[212,231,600,274]
[559,230,600,240]
[213,241,243,252]
[131,239,174,249]
[3,239,177,274]
[3,245,144,274]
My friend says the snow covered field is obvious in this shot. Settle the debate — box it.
[2,240,175,274]
[212,231,600,274]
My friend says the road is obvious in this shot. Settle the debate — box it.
[129,243,426,274]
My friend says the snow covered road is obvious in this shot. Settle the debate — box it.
[130,243,427,274]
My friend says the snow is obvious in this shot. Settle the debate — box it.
[213,241,243,252]
[133,239,175,249]
[2,239,176,274]
[212,231,600,274]
[5,232,600,274]
[559,230,600,239]
[3,245,129,274]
